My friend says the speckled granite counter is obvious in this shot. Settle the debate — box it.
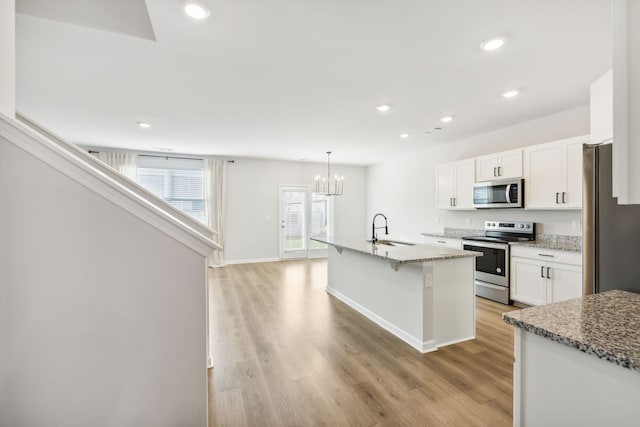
[510,234,582,252]
[421,227,483,239]
[313,236,481,264]
[503,290,640,372]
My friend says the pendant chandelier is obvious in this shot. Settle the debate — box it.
[315,151,344,196]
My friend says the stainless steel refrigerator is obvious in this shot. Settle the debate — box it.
[583,143,640,294]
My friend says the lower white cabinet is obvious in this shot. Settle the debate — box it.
[423,235,462,249]
[510,246,582,306]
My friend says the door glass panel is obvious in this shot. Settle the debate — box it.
[283,190,306,252]
[310,194,330,249]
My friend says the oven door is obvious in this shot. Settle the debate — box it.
[463,241,509,287]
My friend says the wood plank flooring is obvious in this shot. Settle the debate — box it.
[208,259,518,426]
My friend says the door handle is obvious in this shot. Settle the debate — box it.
[546,267,551,279]
[497,166,501,176]
[540,266,544,278]
[450,197,453,206]
[562,192,567,203]
[493,167,497,177]
[453,198,457,207]
[555,192,560,204]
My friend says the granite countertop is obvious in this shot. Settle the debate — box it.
[503,290,640,372]
[422,228,483,239]
[509,235,582,252]
[422,229,583,252]
[312,236,481,264]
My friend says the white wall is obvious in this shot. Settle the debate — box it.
[0,139,207,426]
[0,0,15,117]
[367,105,590,241]
[225,157,367,263]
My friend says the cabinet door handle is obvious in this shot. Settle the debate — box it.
[498,166,502,176]
[450,198,453,207]
[562,192,567,203]
[546,267,551,279]
[538,253,554,258]
[540,266,545,278]
[437,240,446,244]
[555,192,560,204]
[494,167,497,177]
[453,198,456,207]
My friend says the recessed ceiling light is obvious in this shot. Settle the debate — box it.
[440,116,453,123]
[502,90,519,99]
[376,105,391,112]
[481,38,505,51]
[137,122,152,128]
[399,133,410,139]
[181,0,211,20]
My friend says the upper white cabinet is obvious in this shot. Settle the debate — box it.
[612,0,640,204]
[436,159,475,210]
[475,149,523,182]
[590,69,613,145]
[524,136,587,209]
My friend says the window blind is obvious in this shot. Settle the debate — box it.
[137,167,206,223]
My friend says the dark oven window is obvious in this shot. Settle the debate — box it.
[464,244,506,277]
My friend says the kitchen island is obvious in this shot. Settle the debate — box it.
[313,236,481,353]
[503,290,640,427]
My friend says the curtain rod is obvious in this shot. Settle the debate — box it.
[88,150,235,163]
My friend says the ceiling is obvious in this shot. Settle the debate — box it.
[15,0,612,165]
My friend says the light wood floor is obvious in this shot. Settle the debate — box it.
[208,259,519,426]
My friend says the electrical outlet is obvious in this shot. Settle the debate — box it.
[572,220,582,230]
[466,217,472,225]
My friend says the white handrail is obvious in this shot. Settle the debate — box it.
[15,112,219,243]
[2,112,221,254]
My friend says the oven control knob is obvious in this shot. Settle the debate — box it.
[526,224,531,229]
[519,224,524,228]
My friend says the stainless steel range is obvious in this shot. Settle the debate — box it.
[462,221,535,305]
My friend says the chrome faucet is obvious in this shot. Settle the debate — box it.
[371,213,388,243]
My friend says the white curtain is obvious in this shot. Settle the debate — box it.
[204,159,227,267]
[97,151,137,180]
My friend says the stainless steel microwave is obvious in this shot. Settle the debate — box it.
[473,178,524,208]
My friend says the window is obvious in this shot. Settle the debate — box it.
[136,157,206,223]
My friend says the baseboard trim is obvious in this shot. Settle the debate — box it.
[326,286,435,353]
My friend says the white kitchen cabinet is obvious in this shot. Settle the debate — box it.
[423,235,462,249]
[612,1,640,204]
[523,136,587,209]
[510,246,582,306]
[435,159,475,210]
[475,149,523,182]
[590,69,613,145]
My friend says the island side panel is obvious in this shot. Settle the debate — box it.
[432,256,476,347]
[326,248,428,351]
[515,330,640,427]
